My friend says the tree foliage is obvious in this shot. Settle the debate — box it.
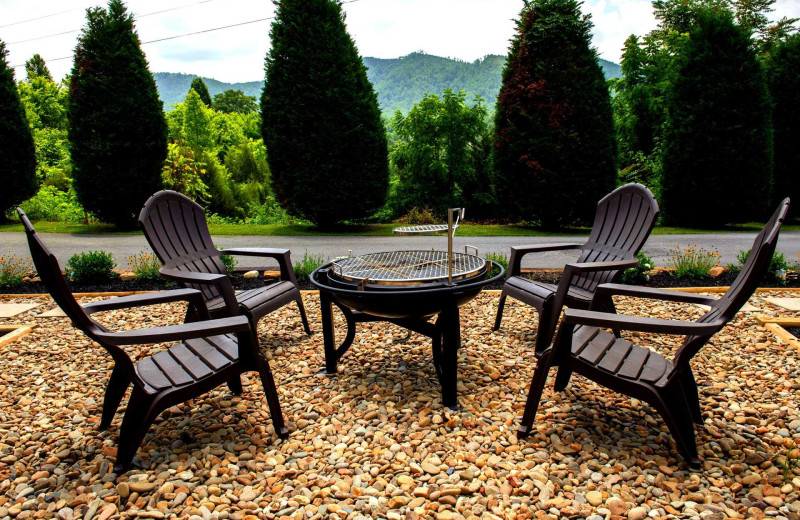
[0,40,38,219]
[661,8,772,226]
[213,89,258,114]
[261,0,388,227]
[68,0,167,227]
[765,33,800,208]
[492,0,617,228]
[25,54,53,82]
[389,89,494,217]
[190,77,212,106]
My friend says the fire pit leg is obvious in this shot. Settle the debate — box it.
[438,304,461,410]
[320,292,357,374]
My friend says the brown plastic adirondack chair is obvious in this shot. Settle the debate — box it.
[518,199,791,467]
[18,209,289,473]
[138,190,310,335]
[494,183,659,354]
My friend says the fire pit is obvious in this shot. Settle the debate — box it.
[310,209,504,408]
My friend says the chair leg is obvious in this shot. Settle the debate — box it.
[100,365,131,430]
[254,356,289,439]
[534,299,557,355]
[493,290,508,331]
[295,294,311,335]
[680,368,704,425]
[651,384,700,467]
[518,348,554,438]
[114,387,162,473]
[227,376,243,395]
[553,365,572,392]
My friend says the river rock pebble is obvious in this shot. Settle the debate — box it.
[0,290,798,518]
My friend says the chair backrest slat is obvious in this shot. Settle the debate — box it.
[575,184,659,292]
[672,198,790,371]
[139,191,230,302]
[16,209,107,338]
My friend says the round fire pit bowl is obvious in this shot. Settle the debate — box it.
[311,251,504,408]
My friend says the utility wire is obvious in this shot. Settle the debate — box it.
[7,0,223,45]
[10,0,367,69]
[0,7,89,29]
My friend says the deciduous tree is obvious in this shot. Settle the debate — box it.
[213,89,257,114]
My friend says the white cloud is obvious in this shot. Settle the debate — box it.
[1,0,797,83]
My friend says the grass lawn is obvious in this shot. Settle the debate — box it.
[1,220,798,236]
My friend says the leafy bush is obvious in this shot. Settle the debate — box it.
[667,243,720,278]
[18,185,85,223]
[215,246,237,275]
[66,250,118,284]
[729,249,789,283]
[128,251,161,280]
[484,251,509,278]
[294,251,325,279]
[0,252,32,288]
[397,207,438,225]
[621,251,654,284]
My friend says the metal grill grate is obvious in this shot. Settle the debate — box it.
[392,224,458,235]
[330,250,486,284]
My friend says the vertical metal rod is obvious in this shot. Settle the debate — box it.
[448,210,454,285]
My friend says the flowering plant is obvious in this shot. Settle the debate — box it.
[668,243,721,278]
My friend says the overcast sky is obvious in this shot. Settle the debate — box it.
[1,0,797,83]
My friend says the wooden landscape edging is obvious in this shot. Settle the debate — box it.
[0,324,36,348]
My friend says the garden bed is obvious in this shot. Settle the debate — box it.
[2,268,798,295]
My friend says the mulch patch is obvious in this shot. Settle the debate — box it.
[3,269,798,294]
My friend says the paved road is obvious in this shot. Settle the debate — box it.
[2,230,798,270]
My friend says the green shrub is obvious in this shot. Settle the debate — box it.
[667,243,720,278]
[729,248,789,283]
[18,185,85,223]
[216,250,237,276]
[621,251,655,285]
[484,251,509,278]
[397,207,438,225]
[294,251,325,279]
[128,251,161,280]
[66,250,117,284]
[0,252,32,288]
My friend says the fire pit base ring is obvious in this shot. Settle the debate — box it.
[311,260,504,408]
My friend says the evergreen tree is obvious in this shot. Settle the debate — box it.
[261,0,388,227]
[25,54,53,82]
[661,8,772,226]
[492,0,617,228]
[0,40,37,219]
[190,77,212,107]
[68,0,167,227]
[765,34,800,210]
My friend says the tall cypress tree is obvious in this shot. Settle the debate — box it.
[0,40,37,219]
[189,77,212,107]
[765,34,800,209]
[661,8,772,226]
[68,0,167,227]
[492,0,617,228]
[261,0,388,227]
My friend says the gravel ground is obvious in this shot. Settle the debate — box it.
[1,290,799,520]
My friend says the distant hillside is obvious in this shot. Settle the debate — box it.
[153,53,621,114]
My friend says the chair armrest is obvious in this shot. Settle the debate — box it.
[159,267,239,316]
[82,289,210,319]
[594,283,720,306]
[562,258,640,275]
[508,243,583,277]
[95,316,251,346]
[159,267,228,285]
[218,247,298,285]
[563,308,723,335]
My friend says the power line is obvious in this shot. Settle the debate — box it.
[0,6,89,29]
[7,0,224,45]
[10,0,367,69]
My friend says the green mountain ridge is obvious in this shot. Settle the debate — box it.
[153,52,621,114]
